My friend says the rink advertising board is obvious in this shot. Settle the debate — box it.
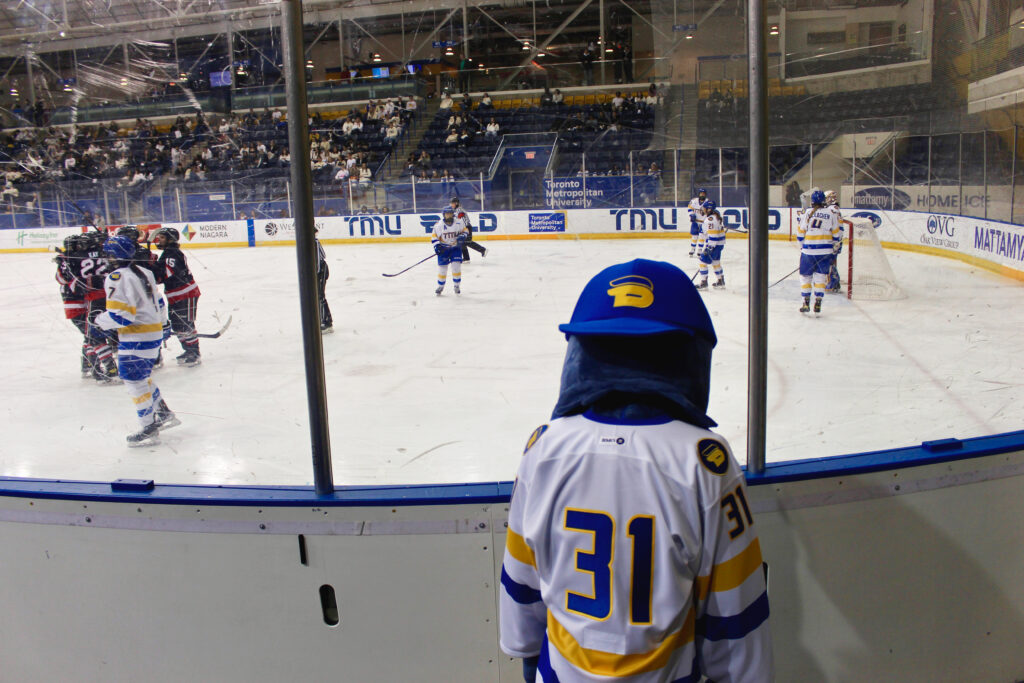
[4,210,1023,278]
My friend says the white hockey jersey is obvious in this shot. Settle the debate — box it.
[701,213,726,249]
[500,412,773,682]
[431,216,470,248]
[687,197,705,225]
[797,207,842,256]
[95,265,166,360]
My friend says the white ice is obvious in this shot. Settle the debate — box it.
[1,236,1021,487]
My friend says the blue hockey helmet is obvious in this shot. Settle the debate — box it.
[701,199,717,214]
[558,259,716,345]
[442,206,455,223]
[103,235,137,261]
[811,189,826,206]
[697,187,707,198]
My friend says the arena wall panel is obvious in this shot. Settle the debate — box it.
[1,432,1023,681]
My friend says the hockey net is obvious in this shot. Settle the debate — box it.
[841,217,905,300]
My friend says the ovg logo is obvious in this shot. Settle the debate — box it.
[927,215,955,237]
[607,275,654,309]
[265,222,279,236]
[697,438,730,475]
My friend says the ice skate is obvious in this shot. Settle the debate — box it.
[320,323,334,334]
[154,400,181,430]
[126,423,160,448]
[813,298,822,315]
[435,284,444,296]
[799,297,810,313]
[712,276,726,289]
[688,249,695,257]
[454,284,461,295]
[177,349,201,367]
[695,279,708,291]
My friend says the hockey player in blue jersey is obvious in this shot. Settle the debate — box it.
[500,259,773,682]
[431,206,469,295]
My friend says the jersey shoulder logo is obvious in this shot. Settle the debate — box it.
[523,424,548,455]
[109,272,122,281]
[697,438,729,475]
[607,275,654,309]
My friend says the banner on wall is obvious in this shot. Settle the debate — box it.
[4,209,1022,278]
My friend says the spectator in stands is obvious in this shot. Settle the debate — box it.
[458,54,472,93]
[622,42,634,82]
[405,97,418,114]
[358,163,372,185]
[786,181,803,208]
[580,45,595,86]
[445,129,460,146]
[541,87,554,107]
[461,92,473,111]
[479,93,493,109]
[458,127,472,147]
[447,112,463,130]
[611,91,625,110]
[646,84,659,107]
[384,121,401,146]
[485,118,500,138]
[648,162,662,179]
[1,180,18,201]
[334,164,350,183]
[552,89,564,105]
[439,91,454,110]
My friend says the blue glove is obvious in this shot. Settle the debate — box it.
[433,243,444,255]
[457,233,468,244]
[702,245,713,258]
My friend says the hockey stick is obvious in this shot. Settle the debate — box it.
[382,254,434,278]
[769,267,799,288]
[196,315,232,339]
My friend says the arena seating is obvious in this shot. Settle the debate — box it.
[405,91,658,181]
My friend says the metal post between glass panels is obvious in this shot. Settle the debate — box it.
[282,0,334,496]
[746,0,769,475]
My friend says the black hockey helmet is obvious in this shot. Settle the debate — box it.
[63,234,83,253]
[82,230,108,250]
[116,225,141,242]
[449,196,460,207]
[153,227,180,245]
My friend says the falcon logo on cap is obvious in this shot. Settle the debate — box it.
[607,275,654,309]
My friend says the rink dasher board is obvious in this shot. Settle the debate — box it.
[4,208,1022,281]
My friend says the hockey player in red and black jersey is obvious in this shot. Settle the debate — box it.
[450,196,487,262]
[76,229,121,383]
[152,227,202,366]
[55,234,91,376]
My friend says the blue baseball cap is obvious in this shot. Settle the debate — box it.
[559,259,717,345]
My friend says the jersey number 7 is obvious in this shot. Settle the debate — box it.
[564,509,655,624]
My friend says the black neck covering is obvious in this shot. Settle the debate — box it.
[551,332,716,429]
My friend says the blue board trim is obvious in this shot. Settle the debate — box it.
[1,430,1022,506]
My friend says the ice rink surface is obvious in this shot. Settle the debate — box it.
[2,235,1022,487]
